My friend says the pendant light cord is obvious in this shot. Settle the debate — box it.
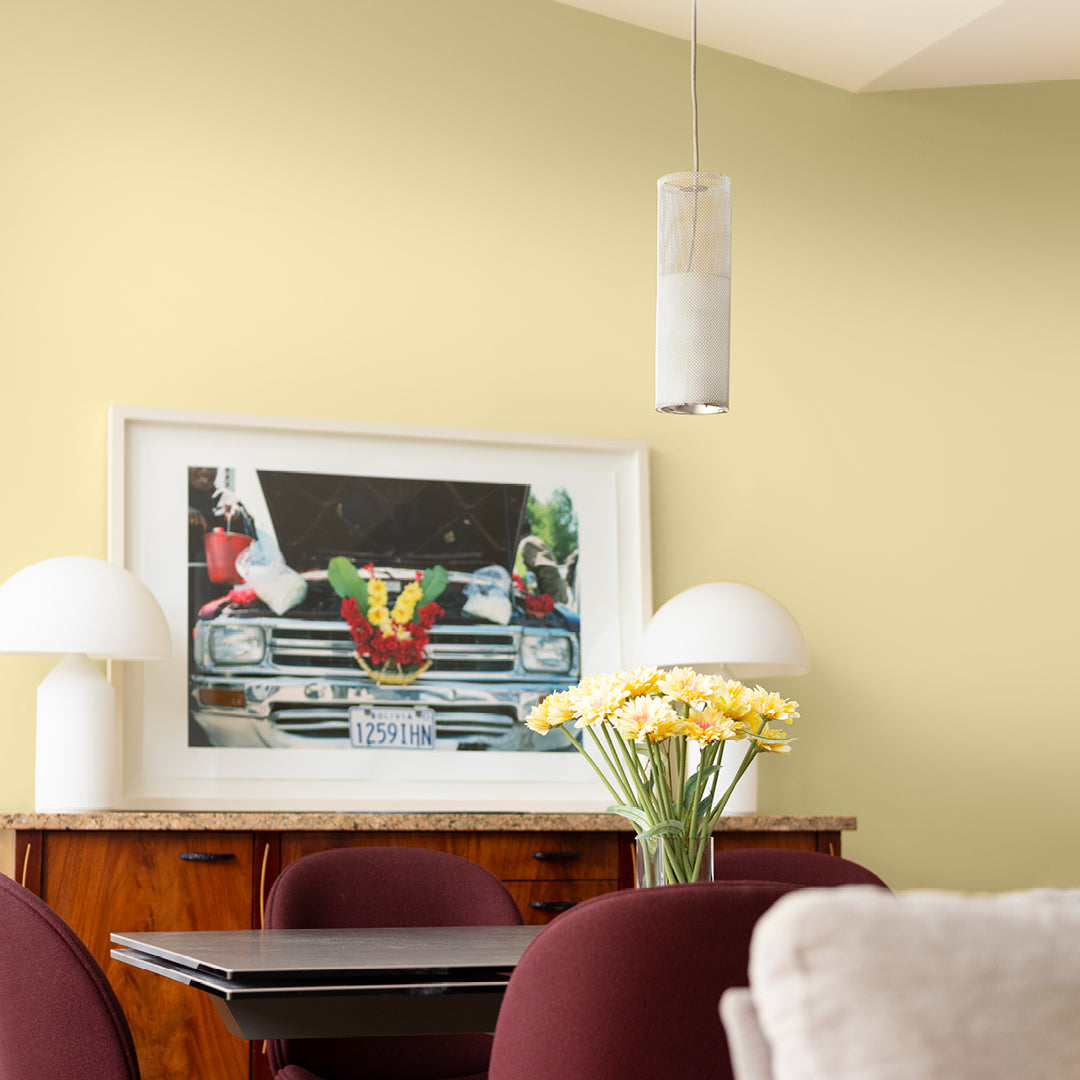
[691,0,699,173]
[687,0,700,270]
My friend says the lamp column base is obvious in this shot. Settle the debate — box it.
[35,653,115,812]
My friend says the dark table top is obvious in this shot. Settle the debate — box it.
[111,925,544,983]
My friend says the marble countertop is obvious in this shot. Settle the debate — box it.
[0,810,855,833]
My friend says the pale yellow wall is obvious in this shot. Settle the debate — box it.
[1,0,1077,891]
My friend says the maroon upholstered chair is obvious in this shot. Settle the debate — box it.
[0,872,141,1080]
[712,847,890,889]
[263,846,524,1080]
[487,880,804,1080]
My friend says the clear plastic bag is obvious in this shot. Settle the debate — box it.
[462,564,513,625]
[234,530,308,615]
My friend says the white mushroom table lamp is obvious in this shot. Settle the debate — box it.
[638,582,810,812]
[0,556,171,811]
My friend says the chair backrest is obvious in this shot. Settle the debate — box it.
[264,846,523,1080]
[487,880,803,1080]
[0,873,141,1080]
[713,847,889,889]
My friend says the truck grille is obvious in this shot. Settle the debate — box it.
[267,623,518,677]
[270,703,517,740]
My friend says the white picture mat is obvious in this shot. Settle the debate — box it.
[108,407,651,810]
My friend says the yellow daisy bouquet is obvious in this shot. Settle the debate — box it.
[526,666,798,884]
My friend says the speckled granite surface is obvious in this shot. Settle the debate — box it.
[0,811,855,833]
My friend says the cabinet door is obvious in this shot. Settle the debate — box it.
[42,831,255,1080]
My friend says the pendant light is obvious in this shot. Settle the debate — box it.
[655,0,731,415]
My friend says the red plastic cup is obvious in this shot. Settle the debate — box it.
[203,528,254,585]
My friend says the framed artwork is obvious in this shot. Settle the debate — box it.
[108,406,651,810]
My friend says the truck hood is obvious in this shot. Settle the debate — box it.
[256,469,530,574]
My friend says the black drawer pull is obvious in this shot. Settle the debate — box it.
[179,852,236,862]
[530,850,580,862]
[530,900,578,912]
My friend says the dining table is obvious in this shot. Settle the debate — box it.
[110,924,544,1040]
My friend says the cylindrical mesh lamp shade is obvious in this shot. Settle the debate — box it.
[655,171,731,414]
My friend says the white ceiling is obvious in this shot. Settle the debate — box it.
[555,0,1080,92]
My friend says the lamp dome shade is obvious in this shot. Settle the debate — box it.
[0,556,171,660]
[638,582,809,679]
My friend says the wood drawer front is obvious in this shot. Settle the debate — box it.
[279,831,619,881]
[280,831,456,866]
[42,831,254,1080]
[713,831,823,853]
[456,832,619,880]
[507,879,620,925]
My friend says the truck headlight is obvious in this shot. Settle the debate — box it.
[209,625,266,665]
[521,634,572,674]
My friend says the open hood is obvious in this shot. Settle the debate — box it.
[256,470,530,574]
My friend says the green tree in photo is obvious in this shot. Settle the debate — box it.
[525,488,578,563]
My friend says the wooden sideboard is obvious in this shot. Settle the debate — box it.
[0,811,855,1080]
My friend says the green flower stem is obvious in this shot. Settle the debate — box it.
[614,729,665,828]
[585,723,627,795]
[648,740,675,814]
[558,725,622,805]
[703,725,766,834]
[645,740,694,881]
[596,724,648,813]
[671,739,685,813]
[685,740,717,879]
[705,739,726,809]
[686,741,713,832]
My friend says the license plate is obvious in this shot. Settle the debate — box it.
[348,706,436,750]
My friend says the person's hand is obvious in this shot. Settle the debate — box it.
[189,510,208,530]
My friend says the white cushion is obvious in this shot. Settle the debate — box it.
[720,988,775,1080]
[748,886,1080,1080]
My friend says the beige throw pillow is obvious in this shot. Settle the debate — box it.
[748,886,1080,1080]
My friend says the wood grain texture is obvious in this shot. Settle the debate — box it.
[279,829,456,865]
[281,830,621,879]
[41,831,256,1080]
[455,832,619,880]
[713,831,824,853]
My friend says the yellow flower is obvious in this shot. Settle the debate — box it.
[709,677,753,719]
[745,687,800,724]
[567,675,630,727]
[526,690,576,734]
[616,666,663,697]
[547,692,577,729]
[753,726,793,753]
[395,629,413,642]
[658,667,713,710]
[684,705,742,744]
[391,598,417,624]
[525,697,553,733]
[612,694,679,740]
[367,605,391,627]
[646,706,689,742]
[368,580,388,606]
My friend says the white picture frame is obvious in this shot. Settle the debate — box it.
[107,406,651,811]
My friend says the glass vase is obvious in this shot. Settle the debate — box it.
[635,835,715,887]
